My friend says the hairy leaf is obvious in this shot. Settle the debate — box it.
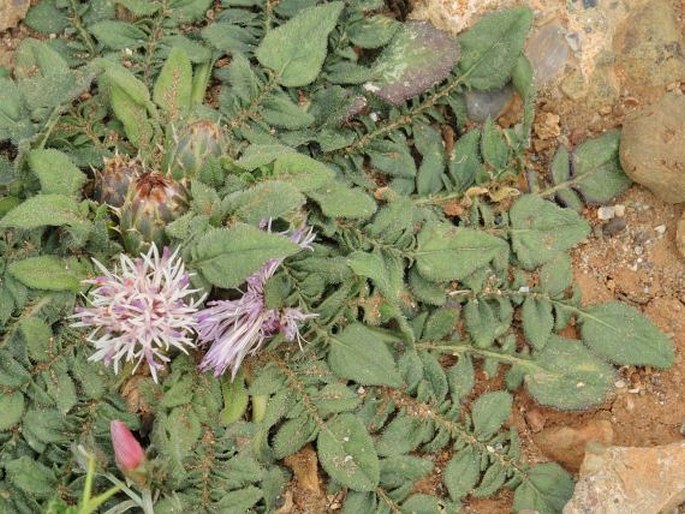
[154,46,193,120]
[458,7,533,90]
[8,256,81,292]
[525,335,615,410]
[513,463,574,514]
[318,413,380,492]
[190,225,300,288]
[579,303,674,369]
[509,195,590,269]
[28,149,87,198]
[328,323,402,387]
[415,221,508,282]
[256,2,344,87]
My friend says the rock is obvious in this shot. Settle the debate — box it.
[602,218,626,237]
[0,0,30,32]
[563,442,685,514]
[533,420,614,473]
[465,85,513,123]
[677,212,685,259]
[596,206,615,220]
[619,93,685,203]
[525,23,570,87]
[613,0,685,91]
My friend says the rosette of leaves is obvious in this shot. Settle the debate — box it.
[0,2,677,513]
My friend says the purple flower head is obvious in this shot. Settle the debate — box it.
[71,244,204,382]
[196,223,318,379]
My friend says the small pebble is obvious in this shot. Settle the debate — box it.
[615,380,627,389]
[614,204,626,217]
[597,206,616,220]
[602,217,626,237]
[655,224,667,235]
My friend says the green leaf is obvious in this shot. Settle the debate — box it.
[226,181,305,224]
[5,457,56,499]
[471,391,512,439]
[509,195,590,269]
[89,21,147,49]
[343,492,377,513]
[521,297,554,350]
[0,194,86,229]
[551,145,570,184]
[190,225,300,288]
[220,371,249,425]
[0,392,24,431]
[272,153,336,191]
[473,460,507,497]
[538,253,572,297]
[376,416,425,457]
[448,129,482,191]
[256,2,344,87]
[99,60,150,104]
[28,149,87,197]
[153,47,193,120]
[367,21,459,105]
[526,335,615,410]
[415,221,508,281]
[262,92,315,129]
[415,122,446,196]
[348,15,400,49]
[367,140,417,180]
[579,302,675,369]
[444,446,480,501]
[110,84,153,148]
[215,487,263,512]
[513,463,574,514]
[458,7,533,90]
[446,355,475,402]
[117,0,160,16]
[318,413,380,492]
[572,130,631,203]
[313,383,360,417]
[25,1,70,33]
[329,323,402,387]
[8,256,81,291]
[348,250,400,302]
[307,182,377,220]
[402,494,446,514]
[481,118,509,171]
[273,416,318,458]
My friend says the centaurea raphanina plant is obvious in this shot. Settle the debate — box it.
[195,223,318,379]
[71,244,205,382]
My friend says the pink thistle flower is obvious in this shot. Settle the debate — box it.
[196,224,317,379]
[110,420,146,474]
[71,244,204,382]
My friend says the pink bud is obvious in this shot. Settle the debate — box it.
[110,420,145,474]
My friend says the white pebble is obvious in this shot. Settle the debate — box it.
[597,206,615,220]
[614,204,626,217]
[655,224,667,234]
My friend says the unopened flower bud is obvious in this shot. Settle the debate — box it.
[110,420,145,475]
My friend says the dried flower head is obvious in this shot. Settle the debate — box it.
[196,224,317,379]
[71,244,204,382]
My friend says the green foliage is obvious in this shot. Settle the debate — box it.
[0,2,674,513]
